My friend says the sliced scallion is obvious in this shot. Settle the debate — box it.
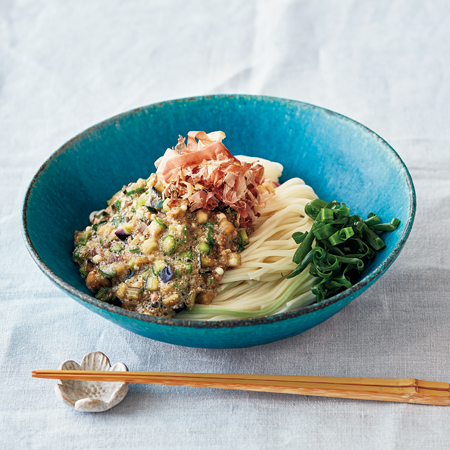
[154,217,167,229]
[285,199,400,301]
[127,187,144,196]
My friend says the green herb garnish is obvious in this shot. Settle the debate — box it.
[127,187,144,196]
[284,199,400,302]
[95,287,111,301]
[236,228,249,252]
[204,223,215,247]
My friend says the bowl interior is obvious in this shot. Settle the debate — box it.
[23,95,414,325]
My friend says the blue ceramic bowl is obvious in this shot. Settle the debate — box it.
[22,95,415,348]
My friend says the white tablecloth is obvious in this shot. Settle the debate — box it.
[1,1,450,448]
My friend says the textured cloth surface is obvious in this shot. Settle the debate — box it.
[1,0,450,449]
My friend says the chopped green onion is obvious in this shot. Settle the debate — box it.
[363,227,386,251]
[95,287,111,301]
[127,187,144,195]
[238,229,249,246]
[162,235,176,255]
[336,203,350,219]
[285,199,400,301]
[305,199,328,219]
[292,232,307,244]
[352,219,366,235]
[205,223,215,247]
[319,208,335,223]
[328,227,355,246]
[283,248,315,279]
[292,227,315,264]
[364,214,381,227]
[154,217,167,229]
[371,218,401,232]
[313,223,338,240]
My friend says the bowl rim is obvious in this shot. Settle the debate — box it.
[22,94,416,329]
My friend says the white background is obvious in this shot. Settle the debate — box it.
[1,1,450,449]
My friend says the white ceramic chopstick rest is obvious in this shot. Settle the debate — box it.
[54,351,128,412]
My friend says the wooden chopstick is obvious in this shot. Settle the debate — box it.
[32,370,450,406]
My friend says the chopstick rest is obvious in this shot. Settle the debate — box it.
[34,361,450,407]
[53,352,128,412]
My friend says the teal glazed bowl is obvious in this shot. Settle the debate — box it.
[22,95,415,348]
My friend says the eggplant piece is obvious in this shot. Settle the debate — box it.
[124,270,134,281]
[173,301,187,313]
[160,265,174,283]
[113,298,123,307]
[115,228,130,240]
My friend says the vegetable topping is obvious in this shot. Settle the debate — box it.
[73,132,258,317]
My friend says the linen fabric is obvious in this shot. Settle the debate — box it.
[1,0,449,448]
